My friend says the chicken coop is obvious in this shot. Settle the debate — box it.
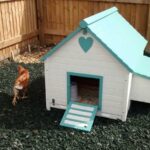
[41,7,150,131]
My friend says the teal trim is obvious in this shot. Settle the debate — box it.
[78,36,93,53]
[60,102,98,132]
[40,27,82,61]
[67,73,71,105]
[134,72,150,80]
[79,7,118,28]
[99,76,103,110]
[67,72,103,110]
[60,102,72,128]
[79,20,88,28]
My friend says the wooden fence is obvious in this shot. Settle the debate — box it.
[39,0,150,53]
[0,0,38,61]
[0,0,150,61]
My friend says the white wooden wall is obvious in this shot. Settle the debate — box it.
[45,32,130,120]
[131,75,150,103]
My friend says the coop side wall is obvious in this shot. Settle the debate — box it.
[131,75,150,103]
[44,32,130,120]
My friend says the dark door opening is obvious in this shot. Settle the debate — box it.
[71,76,99,105]
[67,72,103,110]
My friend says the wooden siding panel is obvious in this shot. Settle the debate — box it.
[131,75,150,103]
[135,4,148,36]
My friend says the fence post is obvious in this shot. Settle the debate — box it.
[145,4,150,54]
[147,5,150,40]
[36,0,45,45]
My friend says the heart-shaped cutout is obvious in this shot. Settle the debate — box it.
[79,36,93,53]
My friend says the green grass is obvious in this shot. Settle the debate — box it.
[0,62,150,150]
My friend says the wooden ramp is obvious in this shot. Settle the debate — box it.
[60,102,98,132]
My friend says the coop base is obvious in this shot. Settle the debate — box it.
[49,103,122,121]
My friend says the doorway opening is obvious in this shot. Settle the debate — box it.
[67,72,103,110]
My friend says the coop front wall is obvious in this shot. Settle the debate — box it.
[131,75,150,103]
[45,32,130,120]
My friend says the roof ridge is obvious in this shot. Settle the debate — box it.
[79,7,118,28]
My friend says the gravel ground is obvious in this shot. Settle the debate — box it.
[0,62,150,150]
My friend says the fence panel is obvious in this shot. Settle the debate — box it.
[41,0,150,53]
[0,0,38,60]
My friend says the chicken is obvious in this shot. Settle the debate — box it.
[12,65,29,106]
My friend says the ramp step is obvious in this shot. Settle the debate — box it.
[60,102,98,132]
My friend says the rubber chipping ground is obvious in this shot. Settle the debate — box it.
[0,62,150,150]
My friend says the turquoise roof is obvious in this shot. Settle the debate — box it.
[41,7,149,78]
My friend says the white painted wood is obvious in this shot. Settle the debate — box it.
[97,111,122,120]
[44,62,51,110]
[45,31,130,120]
[131,75,150,103]
[69,109,92,117]
[51,104,66,109]
[66,114,90,122]
[71,104,94,111]
[64,120,88,127]
[102,105,122,115]
[122,73,133,121]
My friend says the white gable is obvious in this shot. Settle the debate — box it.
[45,31,130,120]
[46,32,128,73]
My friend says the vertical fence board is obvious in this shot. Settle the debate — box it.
[0,0,38,60]
[146,5,150,39]
[145,4,150,52]
[64,0,69,32]
[0,5,3,41]
[14,1,19,35]
[134,4,148,36]
[32,0,37,31]
[37,0,44,44]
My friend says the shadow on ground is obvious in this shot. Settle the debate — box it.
[0,63,64,130]
[129,101,150,116]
